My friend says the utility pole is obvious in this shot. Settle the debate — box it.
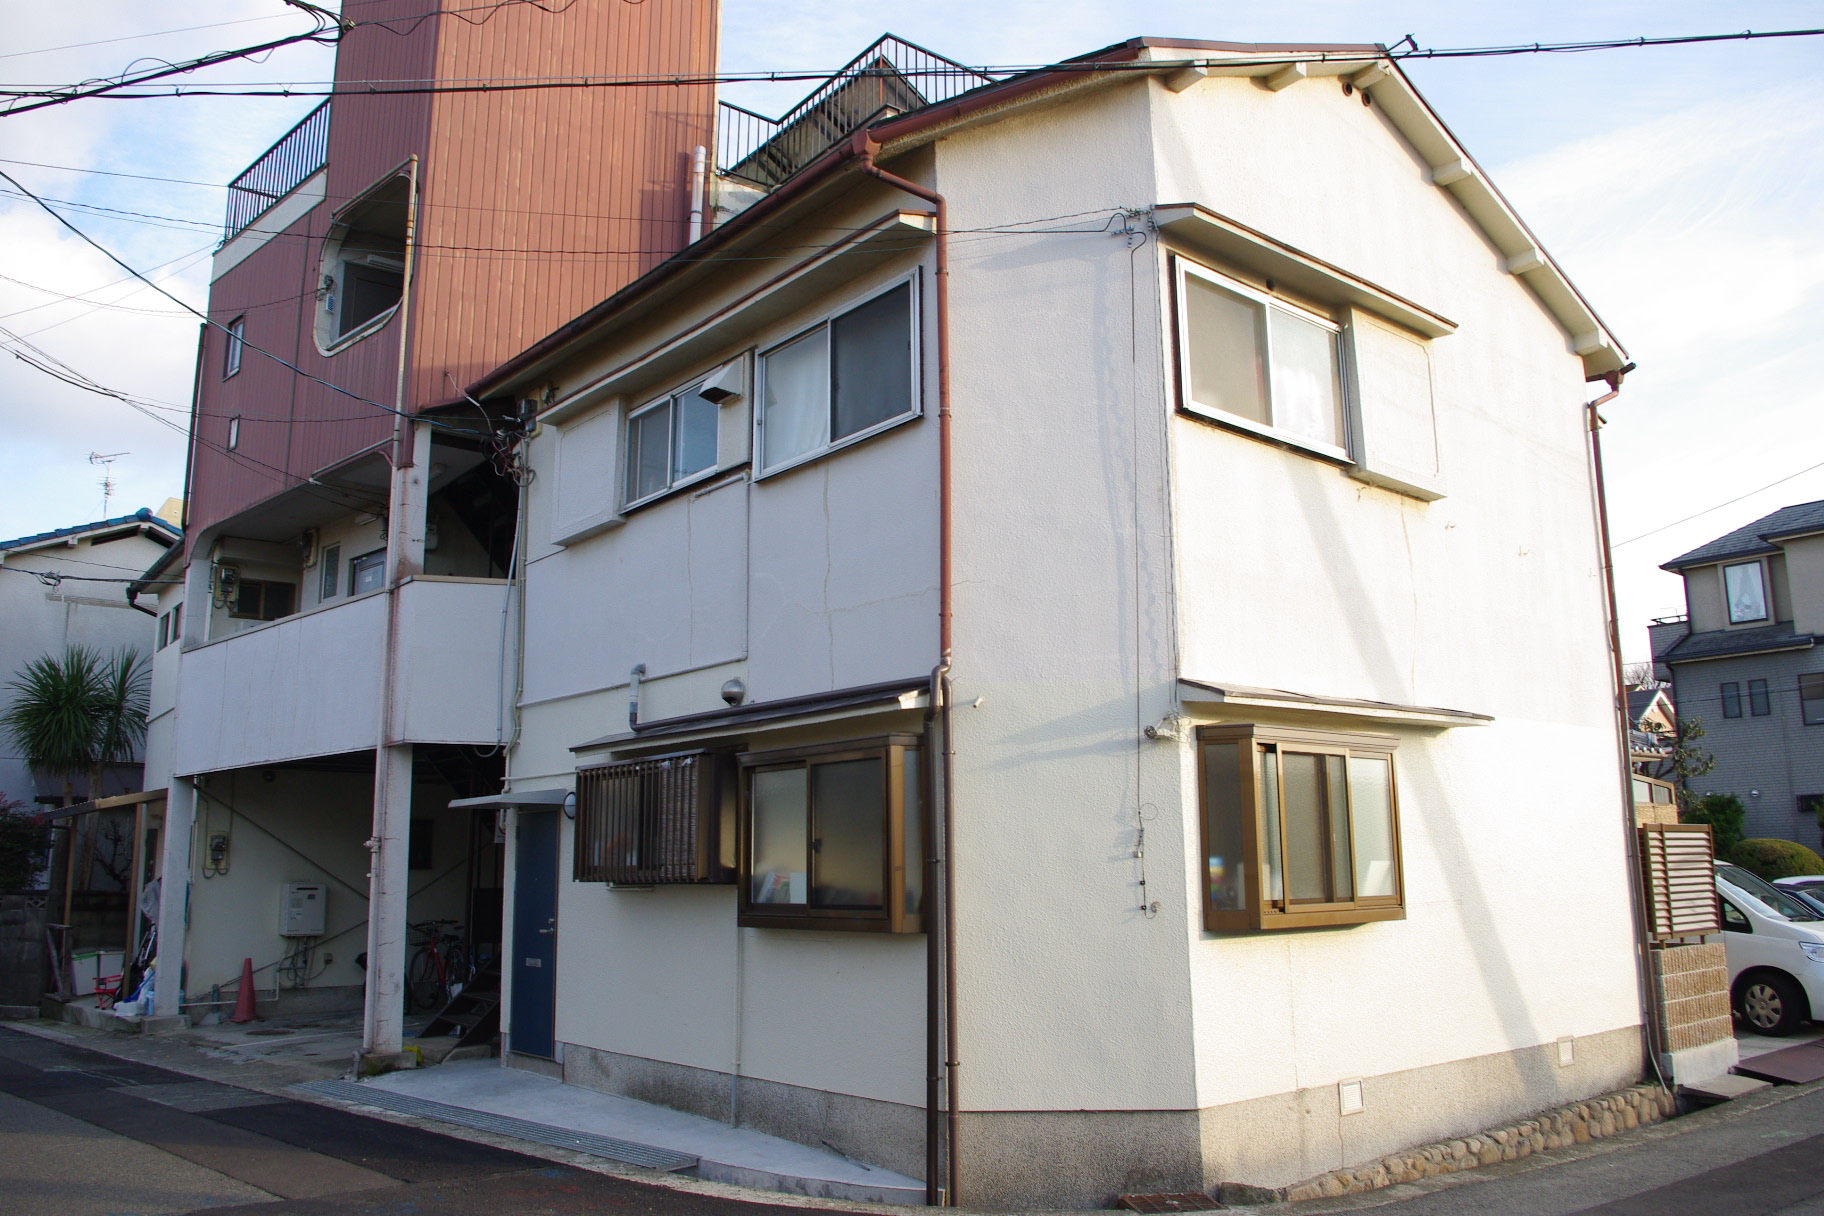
[88,450,129,515]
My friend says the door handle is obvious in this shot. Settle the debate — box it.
[538,927,555,935]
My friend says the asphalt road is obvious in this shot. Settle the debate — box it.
[0,1024,871,1216]
[9,1021,1824,1215]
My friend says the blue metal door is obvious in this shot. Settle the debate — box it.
[510,810,559,1059]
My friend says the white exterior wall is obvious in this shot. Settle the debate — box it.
[936,71,1640,1126]
[513,207,939,1108]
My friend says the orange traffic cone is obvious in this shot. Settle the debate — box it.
[226,957,258,1023]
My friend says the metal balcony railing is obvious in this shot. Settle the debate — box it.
[716,35,994,190]
[223,101,331,242]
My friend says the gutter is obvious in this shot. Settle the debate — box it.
[1585,364,1670,1090]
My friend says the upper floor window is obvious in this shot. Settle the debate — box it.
[757,279,917,475]
[316,174,409,353]
[157,604,182,649]
[350,549,385,595]
[1724,560,1769,625]
[625,381,720,507]
[1749,678,1772,717]
[229,577,295,622]
[1175,258,1345,459]
[1721,682,1742,718]
[1802,674,1824,726]
[226,416,241,450]
[1198,724,1403,932]
[223,316,245,378]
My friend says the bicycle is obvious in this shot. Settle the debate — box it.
[405,919,471,1013]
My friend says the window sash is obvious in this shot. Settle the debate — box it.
[1723,561,1769,624]
[756,279,918,476]
[738,736,923,932]
[1198,724,1402,932]
[1749,678,1771,717]
[224,317,245,378]
[1175,257,1346,458]
[624,382,721,508]
[1721,682,1742,719]
[1801,674,1824,726]
[350,550,384,595]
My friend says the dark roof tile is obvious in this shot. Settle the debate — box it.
[1662,499,1824,571]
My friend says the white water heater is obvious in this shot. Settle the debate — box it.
[280,882,326,937]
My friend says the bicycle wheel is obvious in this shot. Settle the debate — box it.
[405,946,443,1013]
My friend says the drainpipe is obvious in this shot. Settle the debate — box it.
[628,663,647,730]
[687,145,707,244]
[850,129,958,1206]
[1585,364,1670,1090]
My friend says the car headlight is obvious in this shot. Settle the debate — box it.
[1801,942,1824,964]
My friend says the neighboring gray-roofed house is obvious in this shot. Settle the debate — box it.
[1650,499,1824,844]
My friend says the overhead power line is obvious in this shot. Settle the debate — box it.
[0,166,486,439]
[3,27,1820,105]
[1613,457,1824,550]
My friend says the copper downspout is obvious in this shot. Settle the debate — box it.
[1586,365,1669,1089]
[851,129,958,1206]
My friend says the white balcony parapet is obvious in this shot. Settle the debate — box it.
[174,577,510,776]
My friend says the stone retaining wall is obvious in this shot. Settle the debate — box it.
[1218,1084,1676,1205]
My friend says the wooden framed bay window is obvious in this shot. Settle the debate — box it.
[739,735,923,933]
[1198,724,1404,931]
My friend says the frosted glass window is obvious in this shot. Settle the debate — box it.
[624,383,721,507]
[1184,275,1268,424]
[626,404,670,503]
[903,748,924,916]
[1178,260,1343,450]
[761,328,829,470]
[750,767,807,904]
[1260,746,1283,902]
[1199,727,1402,930]
[1269,309,1344,446]
[674,388,719,480]
[1724,562,1768,624]
[1201,740,1247,912]
[811,758,885,909]
[1349,756,1396,898]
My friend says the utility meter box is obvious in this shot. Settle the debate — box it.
[280,882,327,937]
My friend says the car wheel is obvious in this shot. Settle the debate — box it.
[1737,972,1809,1036]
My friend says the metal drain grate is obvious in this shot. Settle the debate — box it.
[295,1079,698,1171]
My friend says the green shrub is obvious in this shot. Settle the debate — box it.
[1683,793,1746,858]
[1729,838,1824,881]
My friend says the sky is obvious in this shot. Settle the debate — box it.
[1,1,1820,661]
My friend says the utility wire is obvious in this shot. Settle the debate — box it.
[1613,456,1824,549]
[7,28,1819,103]
[0,166,488,439]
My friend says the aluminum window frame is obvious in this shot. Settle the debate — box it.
[1721,681,1742,719]
[1196,723,1404,933]
[1722,559,1771,626]
[752,273,922,481]
[621,375,724,511]
[736,734,924,933]
[1172,254,1351,463]
[1801,674,1824,727]
[223,316,245,378]
[1749,678,1772,717]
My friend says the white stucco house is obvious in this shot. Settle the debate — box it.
[0,508,180,806]
[130,28,1655,1209]
[444,35,1648,1208]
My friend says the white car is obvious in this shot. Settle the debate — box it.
[1716,862,1824,1036]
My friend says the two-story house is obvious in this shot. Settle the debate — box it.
[1651,500,1824,843]
[447,34,1653,1208]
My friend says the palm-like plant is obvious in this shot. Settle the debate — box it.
[0,647,150,807]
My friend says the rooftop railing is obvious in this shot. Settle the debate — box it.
[717,35,994,189]
[223,101,331,242]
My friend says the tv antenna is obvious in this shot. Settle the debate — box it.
[88,451,129,516]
